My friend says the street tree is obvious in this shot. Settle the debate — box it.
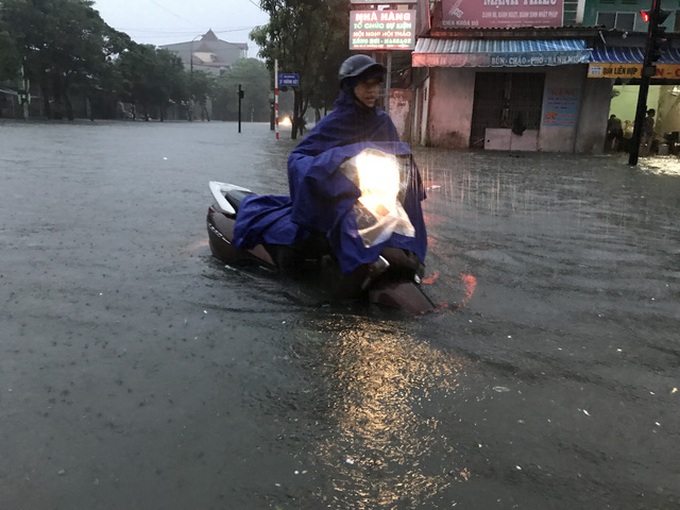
[0,22,21,83]
[115,43,188,121]
[189,70,215,121]
[251,0,351,138]
[1,0,130,119]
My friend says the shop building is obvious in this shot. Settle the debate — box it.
[584,0,680,151]
[408,0,677,153]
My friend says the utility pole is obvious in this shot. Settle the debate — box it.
[274,59,279,140]
[629,0,669,165]
[189,34,201,122]
[19,59,29,120]
[238,84,244,133]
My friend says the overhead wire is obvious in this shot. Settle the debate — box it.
[146,0,203,27]
[104,0,266,43]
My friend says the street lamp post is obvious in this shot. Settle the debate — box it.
[189,34,202,122]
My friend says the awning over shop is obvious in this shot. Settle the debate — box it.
[590,46,680,64]
[588,46,680,79]
[412,38,590,68]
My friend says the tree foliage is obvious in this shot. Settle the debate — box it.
[0,0,270,122]
[251,0,351,138]
[0,22,21,81]
[1,0,130,119]
[213,58,271,122]
[115,43,188,120]
[189,70,215,120]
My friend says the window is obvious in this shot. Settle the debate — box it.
[616,12,635,30]
[597,12,615,28]
[596,11,635,30]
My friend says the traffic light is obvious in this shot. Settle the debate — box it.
[651,8,670,62]
[650,23,667,61]
[640,7,671,63]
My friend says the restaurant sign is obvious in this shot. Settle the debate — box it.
[441,0,563,29]
[588,63,680,79]
[349,10,416,50]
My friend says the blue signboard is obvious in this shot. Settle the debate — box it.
[278,73,299,87]
[542,87,580,127]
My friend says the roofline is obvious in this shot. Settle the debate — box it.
[427,27,604,39]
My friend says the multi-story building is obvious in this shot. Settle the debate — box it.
[161,29,248,76]
[408,0,679,153]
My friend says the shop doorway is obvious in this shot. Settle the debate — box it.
[608,84,659,152]
[470,72,546,148]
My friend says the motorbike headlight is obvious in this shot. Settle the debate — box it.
[355,151,400,215]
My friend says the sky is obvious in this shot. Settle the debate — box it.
[92,0,270,57]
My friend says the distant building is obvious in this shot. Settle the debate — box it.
[161,29,248,76]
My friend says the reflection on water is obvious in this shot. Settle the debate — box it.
[311,318,469,508]
[639,155,680,176]
[413,151,680,257]
[419,155,586,235]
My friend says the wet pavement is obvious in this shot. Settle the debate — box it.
[1,120,679,509]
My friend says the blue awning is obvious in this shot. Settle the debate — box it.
[412,38,591,68]
[590,46,680,64]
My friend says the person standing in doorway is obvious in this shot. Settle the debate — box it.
[641,109,656,156]
[606,114,623,151]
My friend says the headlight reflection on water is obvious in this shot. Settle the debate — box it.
[312,319,469,508]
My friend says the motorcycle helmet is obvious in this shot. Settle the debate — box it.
[338,55,385,90]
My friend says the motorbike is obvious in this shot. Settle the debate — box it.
[206,146,435,314]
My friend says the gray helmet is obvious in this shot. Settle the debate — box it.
[338,55,385,85]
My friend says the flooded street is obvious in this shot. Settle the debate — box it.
[1,120,679,509]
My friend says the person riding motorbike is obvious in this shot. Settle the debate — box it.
[232,55,426,275]
[287,55,401,234]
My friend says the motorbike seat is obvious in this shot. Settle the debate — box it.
[224,189,254,213]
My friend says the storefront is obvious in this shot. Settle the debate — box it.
[411,37,612,153]
[588,46,680,152]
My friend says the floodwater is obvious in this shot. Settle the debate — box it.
[1,120,679,509]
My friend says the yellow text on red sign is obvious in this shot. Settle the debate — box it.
[588,63,680,79]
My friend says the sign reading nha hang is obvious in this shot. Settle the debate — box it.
[350,10,416,50]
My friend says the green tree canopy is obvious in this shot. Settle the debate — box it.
[1,0,130,119]
[0,23,21,82]
[213,58,271,122]
[115,43,188,120]
[189,70,215,120]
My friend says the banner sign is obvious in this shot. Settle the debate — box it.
[350,0,415,3]
[278,73,299,86]
[542,86,580,127]
[588,62,680,79]
[350,10,416,50]
[489,51,586,67]
[441,0,563,29]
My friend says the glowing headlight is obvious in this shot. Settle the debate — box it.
[355,151,400,215]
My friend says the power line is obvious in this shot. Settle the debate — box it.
[115,27,256,35]
[146,0,203,28]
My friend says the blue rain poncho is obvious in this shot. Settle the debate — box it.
[233,91,427,274]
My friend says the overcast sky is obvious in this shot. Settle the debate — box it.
[92,0,269,57]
